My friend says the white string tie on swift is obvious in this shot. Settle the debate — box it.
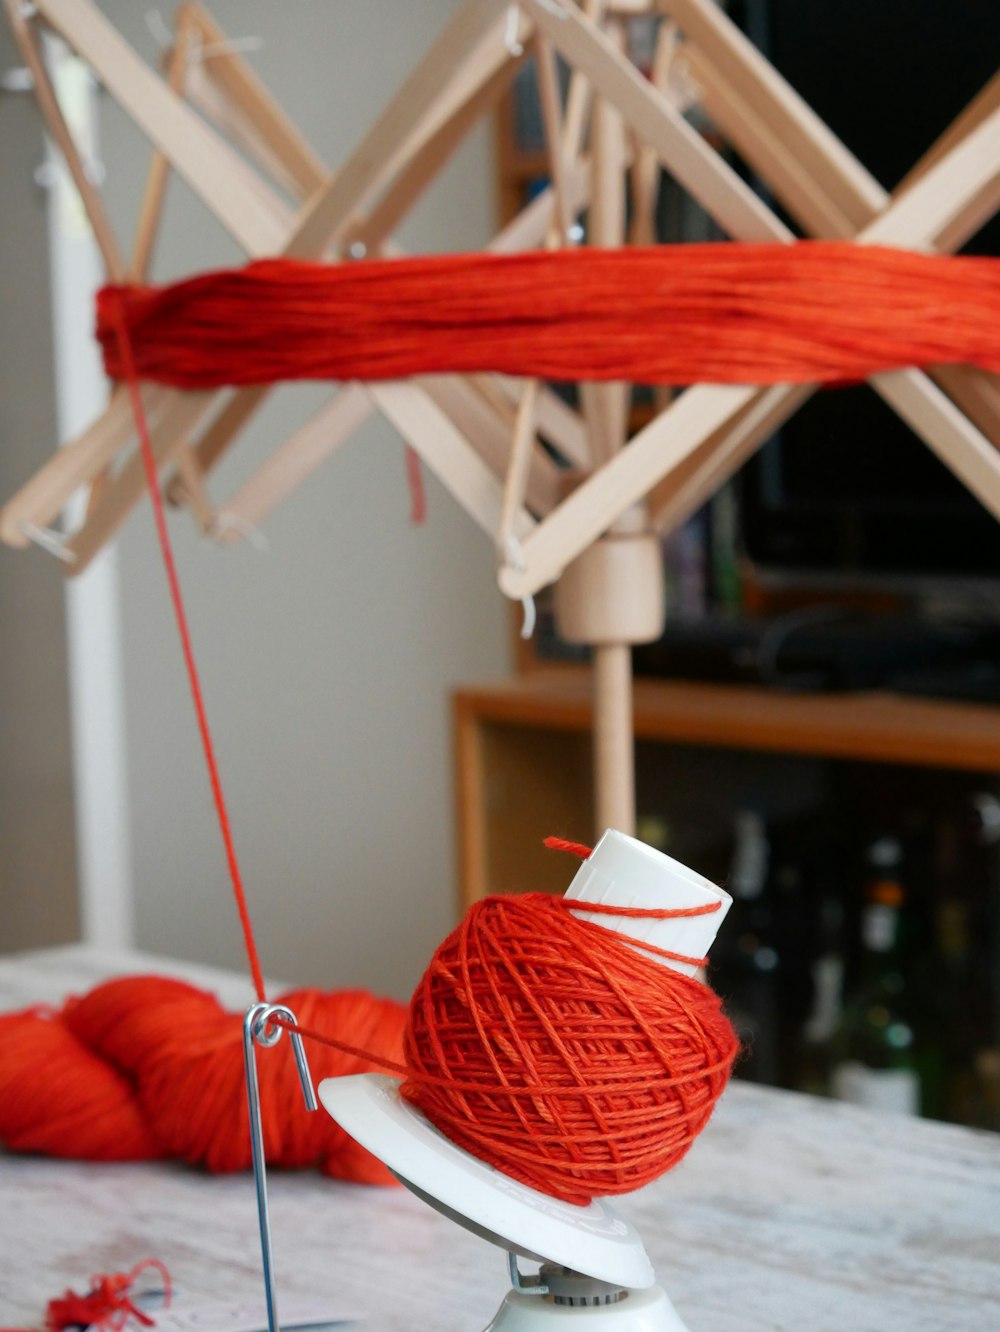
[145,8,263,62]
[22,521,76,564]
[210,510,270,551]
[501,534,537,640]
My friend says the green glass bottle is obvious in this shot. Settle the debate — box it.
[830,838,924,1116]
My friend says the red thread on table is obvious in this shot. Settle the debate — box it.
[45,1259,171,1332]
[96,243,1000,390]
[0,976,407,1184]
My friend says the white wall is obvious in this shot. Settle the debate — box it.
[0,20,79,953]
[87,1,508,997]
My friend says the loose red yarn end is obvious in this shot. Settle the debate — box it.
[402,892,738,1206]
[543,835,592,859]
[45,1260,171,1332]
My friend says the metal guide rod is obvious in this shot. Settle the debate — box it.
[243,1001,318,1332]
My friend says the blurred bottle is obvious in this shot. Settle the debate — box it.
[795,893,845,1097]
[635,813,672,856]
[830,837,937,1115]
[712,809,780,1084]
[967,1049,1000,1132]
[927,802,997,1127]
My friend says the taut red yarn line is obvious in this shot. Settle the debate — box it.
[111,303,267,1004]
[560,896,720,968]
[97,242,1000,391]
[274,1015,408,1079]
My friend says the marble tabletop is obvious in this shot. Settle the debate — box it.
[1,946,998,1332]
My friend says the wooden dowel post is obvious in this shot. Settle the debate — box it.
[554,507,665,841]
[593,641,635,836]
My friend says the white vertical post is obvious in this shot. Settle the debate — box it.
[44,40,134,946]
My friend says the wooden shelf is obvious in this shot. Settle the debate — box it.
[453,668,1000,906]
[457,668,1000,769]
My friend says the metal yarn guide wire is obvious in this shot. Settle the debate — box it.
[243,1002,318,1332]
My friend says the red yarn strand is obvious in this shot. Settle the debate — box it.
[559,898,719,969]
[543,836,592,859]
[110,302,267,1003]
[404,445,427,524]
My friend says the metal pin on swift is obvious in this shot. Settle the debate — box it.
[243,1001,318,1332]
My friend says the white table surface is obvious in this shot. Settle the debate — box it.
[1,946,999,1332]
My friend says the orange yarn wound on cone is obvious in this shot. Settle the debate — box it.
[402,893,738,1206]
[0,976,406,1185]
[96,242,1000,390]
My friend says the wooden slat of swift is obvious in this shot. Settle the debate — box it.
[650,384,813,537]
[129,12,198,283]
[863,102,1000,247]
[499,382,758,599]
[180,2,328,198]
[420,379,560,517]
[344,58,524,257]
[496,30,569,553]
[181,60,303,198]
[874,368,1000,527]
[2,3,279,558]
[629,20,684,248]
[578,17,631,469]
[63,393,216,569]
[682,46,863,241]
[894,65,1000,198]
[216,385,374,541]
[34,0,293,254]
[0,386,166,547]
[3,0,125,280]
[284,1,517,259]
[519,0,792,244]
[661,0,885,229]
[369,381,535,542]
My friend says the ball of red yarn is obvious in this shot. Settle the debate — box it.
[402,893,738,1206]
[0,975,406,1185]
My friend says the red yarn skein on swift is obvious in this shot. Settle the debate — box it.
[402,892,738,1207]
[96,243,1000,391]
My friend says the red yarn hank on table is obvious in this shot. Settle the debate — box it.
[0,975,406,1185]
[402,892,738,1206]
[95,242,1000,391]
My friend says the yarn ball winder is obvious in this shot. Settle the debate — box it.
[320,830,733,1330]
